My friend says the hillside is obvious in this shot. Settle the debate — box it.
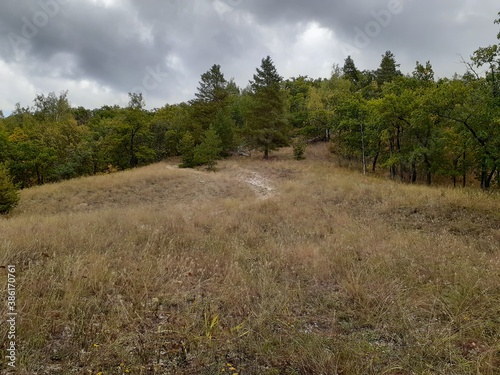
[1,144,500,375]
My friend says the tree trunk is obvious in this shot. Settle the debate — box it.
[389,139,396,180]
[396,126,404,181]
[481,162,487,190]
[360,123,366,175]
[452,156,459,188]
[424,155,432,186]
[372,140,381,172]
[264,148,269,160]
[130,131,138,167]
[36,168,42,185]
[485,166,497,190]
[372,152,379,173]
[411,162,417,183]
[462,151,467,188]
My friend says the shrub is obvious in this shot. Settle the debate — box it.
[178,133,196,168]
[193,129,223,171]
[292,138,307,160]
[0,165,20,214]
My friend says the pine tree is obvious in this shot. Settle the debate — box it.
[246,56,290,159]
[193,128,223,170]
[179,133,196,168]
[343,55,360,86]
[191,65,237,153]
[376,51,402,86]
[413,61,435,83]
[292,137,306,160]
[0,165,19,214]
[194,64,229,103]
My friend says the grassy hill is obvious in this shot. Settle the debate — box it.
[1,144,500,375]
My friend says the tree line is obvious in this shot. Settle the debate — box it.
[0,13,499,213]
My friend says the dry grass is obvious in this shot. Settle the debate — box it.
[1,144,499,374]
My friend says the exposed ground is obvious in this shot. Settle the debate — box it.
[1,144,499,375]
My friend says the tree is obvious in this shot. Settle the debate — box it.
[413,61,435,83]
[33,91,72,123]
[342,55,360,86]
[376,51,402,86]
[471,13,500,97]
[285,76,314,129]
[191,65,237,153]
[0,129,8,162]
[292,137,307,160]
[0,165,19,214]
[245,56,290,159]
[115,93,154,169]
[431,79,500,189]
[179,133,196,168]
[194,64,229,103]
[193,128,223,170]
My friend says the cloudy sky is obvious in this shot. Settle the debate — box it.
[0,0,498,112]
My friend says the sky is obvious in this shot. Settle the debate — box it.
[0,0,499,112]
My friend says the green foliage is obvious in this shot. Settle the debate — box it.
[190,65,237,154]
[285,76,315,129]
[211,109,236,155]
[0,165,19,214]
[292,137,306,160]
[179,133,196,168]
[250,56,283,91]
[193,129,223,170]
[342,55,360,86]
[413,61,435,83]
[245,56,290,159]
[376,51,402,86]
[1,16,500,191]
[194,64,229,103]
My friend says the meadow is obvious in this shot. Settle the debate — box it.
[1,144,499,375]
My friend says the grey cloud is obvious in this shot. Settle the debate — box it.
[0,0,498,111]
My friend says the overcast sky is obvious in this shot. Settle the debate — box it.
[0,0,498,112]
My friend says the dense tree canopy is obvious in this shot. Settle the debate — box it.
[1,15,500,190]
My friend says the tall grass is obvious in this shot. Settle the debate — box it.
[1,145,499,374]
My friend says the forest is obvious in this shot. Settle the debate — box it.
[0,13,499,197]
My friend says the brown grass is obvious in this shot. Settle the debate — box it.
[1,143,500,374]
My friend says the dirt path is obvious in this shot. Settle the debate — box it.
[164,163,276,200]
[235,168,276,199]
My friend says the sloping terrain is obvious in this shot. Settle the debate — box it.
[1,144,499,375]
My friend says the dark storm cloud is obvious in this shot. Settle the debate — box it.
[237,0,499,75]
[0,0,173,91]
[0,0,498,110]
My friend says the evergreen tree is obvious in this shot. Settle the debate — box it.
[342,55,360,86]
[413,61,434,83]
[194,64,229,103]
[179,133,196,168]
[193,128,223,170]
[413,61,435,83]
[245,56,290,159]
[376,51,402,86]
[191,65,237,153]
[292,137,306,160]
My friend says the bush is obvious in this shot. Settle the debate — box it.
[0,165,20,214]
[178,133,196,168]
[292,138,307,160]
[193,129,222,171]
